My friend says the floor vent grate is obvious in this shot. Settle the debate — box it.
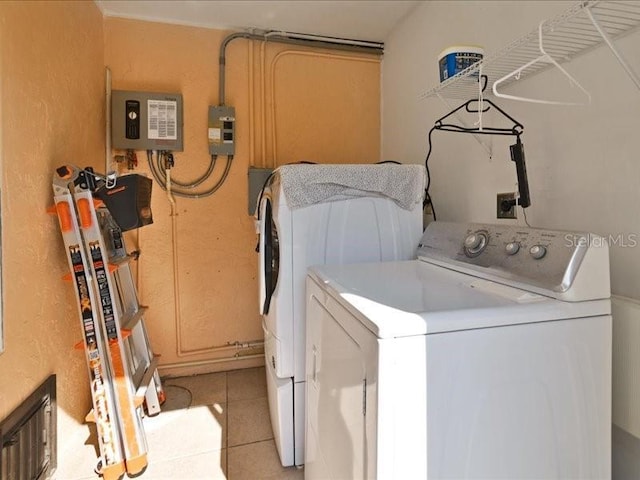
[0,375,56,480]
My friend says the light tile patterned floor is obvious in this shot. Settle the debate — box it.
[53,367,304,480]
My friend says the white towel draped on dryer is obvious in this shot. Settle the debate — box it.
[277,163,426,210]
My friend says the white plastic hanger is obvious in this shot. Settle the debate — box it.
[492,21,592,106]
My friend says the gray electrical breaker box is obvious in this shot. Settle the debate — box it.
[208,106,235,156]
[248,167,274,215]
[112,90,184,151]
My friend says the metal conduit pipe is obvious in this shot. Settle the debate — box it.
[105,67,112,176]
[218,31,384,105]
[159,353,265,375]
[268,50,380,167]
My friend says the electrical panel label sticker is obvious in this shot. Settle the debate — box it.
[147,100,177,140]
[208,128,221,144]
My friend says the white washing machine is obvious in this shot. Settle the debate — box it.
[306,221,612,479]
[257,163,425,466]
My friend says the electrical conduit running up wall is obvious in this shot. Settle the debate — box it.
[104,18,383,375]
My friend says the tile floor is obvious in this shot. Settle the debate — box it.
[54,367,304,480]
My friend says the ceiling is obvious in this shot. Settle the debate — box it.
[94,1,422,42]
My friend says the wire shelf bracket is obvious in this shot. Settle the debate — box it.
[585,3,640,90]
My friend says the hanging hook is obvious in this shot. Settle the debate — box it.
[476,69,485,129]
[480,74,488,93]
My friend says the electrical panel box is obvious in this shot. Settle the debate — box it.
[112,90,183,151]
[248,167,274,215]
[208,106,235,156]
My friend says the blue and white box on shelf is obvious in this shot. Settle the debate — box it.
[438,45,484,82]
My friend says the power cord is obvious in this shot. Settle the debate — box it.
[521,205,531,227]
[162,383,194,410]
[424,126,438,221]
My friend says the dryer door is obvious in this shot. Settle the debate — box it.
[259,197,280,315]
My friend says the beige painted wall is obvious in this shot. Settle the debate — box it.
[0,0,104,445]
[0,5,380,469]
[103,18,381,375]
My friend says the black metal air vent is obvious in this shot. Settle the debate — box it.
[0,375,56,480]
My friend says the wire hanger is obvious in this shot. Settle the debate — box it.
[492,20,591,106]
[434,76,524,137]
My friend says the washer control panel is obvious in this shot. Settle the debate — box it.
[417,221,606,297]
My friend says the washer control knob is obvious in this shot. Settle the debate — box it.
[505,242,520,255]
[464,233,488,256]
[464,233,484,249]
[530,245,547,260]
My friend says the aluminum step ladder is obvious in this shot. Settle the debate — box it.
[51,165,164,479]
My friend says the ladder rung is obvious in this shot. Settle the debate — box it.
[134,355,160,402]
[121,306,148,331]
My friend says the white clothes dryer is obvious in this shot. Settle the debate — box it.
[257,163,425,466]
[306,221,612,479]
